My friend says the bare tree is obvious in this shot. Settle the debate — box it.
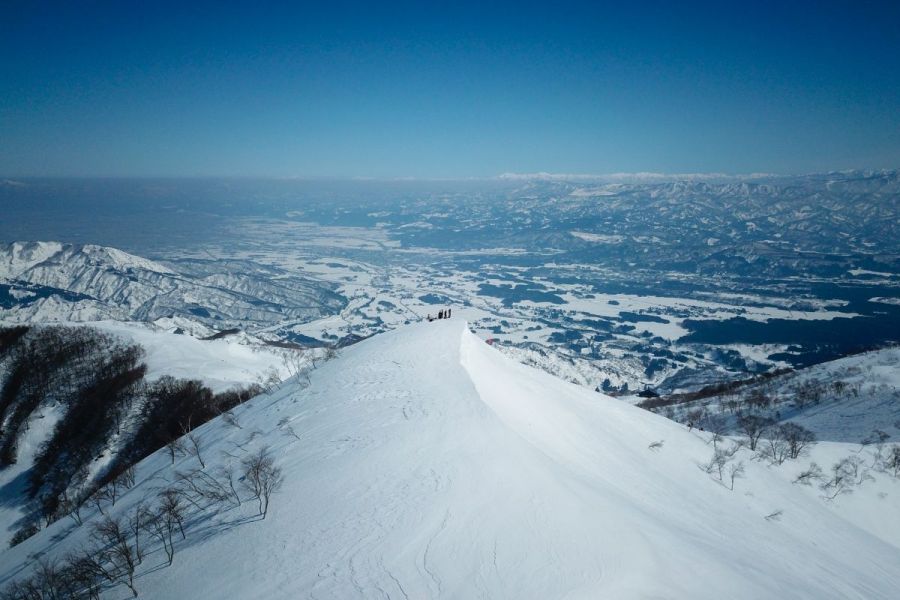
[794,379,823,408]
[91,517,139,597]
[118,464,136,489]
[257,366,283,393]
[779,423,816,459]
[242,447,285,518]
[89,488,109,516]
[140,504,176,565]
[281,350,308,380]
[60,488,83,526]
[862,429,891,468]
[222,464,243,507]
[62,552,103,600]
[737,414,774,451]
[127,503,146,565]
[760,432,790,465]
[159,488,186,540]
[186,432,205,469]
[165,438,186,465]
[703,414,728,451]
[746,388,771,410]
[32,558,67,600]
[68,548,121,599]
[727,461,745,490]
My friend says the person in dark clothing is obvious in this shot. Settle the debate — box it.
[438,309,444,319]
[447,308,452,318]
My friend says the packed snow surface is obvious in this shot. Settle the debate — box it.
[2,320,898,598]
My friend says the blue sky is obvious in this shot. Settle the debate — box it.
[1,1,899,177]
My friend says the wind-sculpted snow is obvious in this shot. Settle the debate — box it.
[1,320,897,598]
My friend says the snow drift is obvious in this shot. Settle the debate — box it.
[1,320,898,598]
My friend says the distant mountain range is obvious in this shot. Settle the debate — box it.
[0,241,345,330]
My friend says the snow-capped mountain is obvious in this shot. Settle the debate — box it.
[0,241,344,328]
[2,320,897,598]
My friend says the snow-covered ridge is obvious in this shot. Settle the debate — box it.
[0,241,343,328]
[0,241,173,279]
[2,320,897,598]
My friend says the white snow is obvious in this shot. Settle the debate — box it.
[1,320,897,598]
[85,320,292,392]
[569,231,625,243]
[0,241,64,278]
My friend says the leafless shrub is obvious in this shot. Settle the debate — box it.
[886,445,900,478]
[700,443,740,485]
[176,468,236,510]
[222,411,242,429]
[862,429,891,468]
[820,455,872,500]
[793,462,824,486]
[9,523,40,547]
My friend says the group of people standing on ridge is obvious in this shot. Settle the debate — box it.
[426,308,452,321]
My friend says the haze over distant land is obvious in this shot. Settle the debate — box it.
[2,1,899,178]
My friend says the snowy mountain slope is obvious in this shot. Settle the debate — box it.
[1,320,898,598]
[777,347,900,442]
[0,241,344,328]
[0,320,293,548]
[648,346,900,444]
[83,320,291,393]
